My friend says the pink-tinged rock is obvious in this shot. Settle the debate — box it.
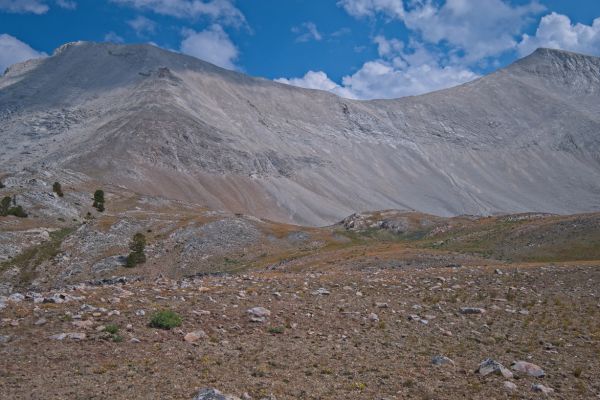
[184,330,208,343]
[512,361,545,377]
[532,384,554,395]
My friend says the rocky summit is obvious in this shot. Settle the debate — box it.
[1,42,600,399]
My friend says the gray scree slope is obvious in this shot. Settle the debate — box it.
[1,42,599,225]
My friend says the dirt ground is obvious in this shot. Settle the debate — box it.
[2,258,599,399]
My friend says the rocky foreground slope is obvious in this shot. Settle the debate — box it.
[1,252,599,399]
[1,43,600,225]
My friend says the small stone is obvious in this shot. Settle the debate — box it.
[512,361,545,377]
[126,324,133,331]
[8,293,24,303]
[368,313,379,322]
[50,332,86,341]
[72,320,94,329]
[184,330,208,343]
[247,307,271,323]
[531,384,554,395]
[193,388,241,400]
[503,381,517,391]
[135,309,146,316]
[495,269,503,275]
[0,335,11,344]
[375,302,389,308]
[130,338,141,343]
[460,307,486,315]
[432,355,455,367]
[477,359,513,378]
[34,318,47,326]
[312,288,330,296]
[438,327,453,336]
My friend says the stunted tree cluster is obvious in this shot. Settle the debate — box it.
[0,196,27,218]
[53,181,64,197]
[93,189,105,212]
[126,232,146,268]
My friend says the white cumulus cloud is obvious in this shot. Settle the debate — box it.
[275,71,357,99]
[56,0,76,9]
[110,0,246,27]
[128,15,157,37]
[337,0,405,20]
[0,0,49,14]
[402,0,545,62]
[518,12,600,56]
[292,22,323,43]
[0,34,47,73]
[104,31,125,43]
[180,24,238,69]
[276,35,479,100]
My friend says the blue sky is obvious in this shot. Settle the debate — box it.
[1,0,600,99]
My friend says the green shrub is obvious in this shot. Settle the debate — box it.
[52,182,64,197]
[105,324,119,334]
[268,326,285,334]
[149,310,182,330]
[8,205,27,218]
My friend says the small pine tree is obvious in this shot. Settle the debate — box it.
[93,189,105,212]
[126,232,146,268]
[0,196,11,216]
[53,182,64,197]
[0,180,5,189]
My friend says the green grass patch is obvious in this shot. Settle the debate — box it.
[149,310,182,330]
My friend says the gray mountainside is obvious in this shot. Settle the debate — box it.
[1,42,600,225]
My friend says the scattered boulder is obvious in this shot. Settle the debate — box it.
[8,293,24,303]
[477,359,513,378]
[72,320,94,329]
[49,332,86,341]
[193,388,241,400]
[247,307,271,323]
[512,361,545,377]
[531,384,554,395]
[431,355,455,367]
[503,381,517,391]
[184,330,208,343]
[460,307,486,315]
